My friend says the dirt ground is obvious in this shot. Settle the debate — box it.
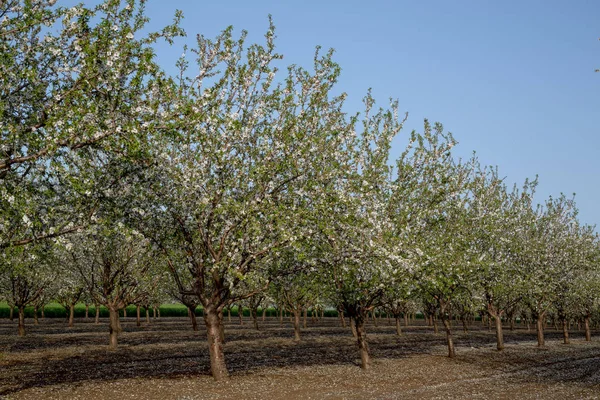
[1,315,600,399]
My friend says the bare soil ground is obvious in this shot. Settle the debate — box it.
[1,316,600,399]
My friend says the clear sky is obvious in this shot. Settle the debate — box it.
[67,1,600,227]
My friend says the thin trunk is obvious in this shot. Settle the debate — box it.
[404,314,409,327]
[493,314,504,351]
[355,317,370,370]
[372,310,378,327]
[227,307,231,322]
[395,317,402,336]
[509,317,515,331]
[204,306,229,381]
[9,305,14,321]
[585,316,591,341]
[108,307,121,350]
[303,307,307,329]
[157,308,161,319]
[218,310,225,344]
[562,318,570,344]
[95,305,100,324]
[350,316,358,338]
[85,304,89,320]
[262,307,267,322]
[293,309,301,341]
[238,305,244,325]
[251,308,259,331]
[136,305,141,327]
[462,317,468,334]
[41,307,45,320]
[433,316,439,334]
[68,304,75,327]
[18,306,25,337]
[189,306,198,331]
[279,308,283,326]
[34,306,39,325]
[442,316,456,358]
[338,307,346,328]
[145,308,150,324]
[153,307,157,320]
[536,313,545,347]
[123,307,127,318]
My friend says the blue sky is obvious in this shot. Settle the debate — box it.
[68,1,600,226]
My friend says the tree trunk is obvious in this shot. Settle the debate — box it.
[442,316,456,358]
[204,305,229,381]
[355,317,370,370]
[9,305,14,321]
[153,307,157,320]
[251,307,259,330]
[136,305,141,327]
[493,314,504,351]
[395,317,402,336]
[227,307,231,322]
[303,307,307,329]
[339,309,346,328]
[108,307,122,350]
[562,318,570,344]
[145,308,150,324]
[189,306,198,331]
[41,307,45,320]
[34,306,39,325]
[18,306,25,337]
[350,316,358,338]
[536,313,545,347]
[462,317,468,334]
[123,307,127,318]
[238,305,243,325]
[293,309,301,341]
[95,305,100,324]
[585,316,591,341]
[433,316,439,334]
[372,310,378,327]
[68,304,75,327]
[279,308,283,326]
[404,314,409,327]
[157,308,161,319]
[262,307,267,322]
[85,304,89,320]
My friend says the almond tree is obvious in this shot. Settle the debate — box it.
[521,194,579,347]
[0,243,57,335]
[317,93,405,370]
[66,226,154,349]
[124,21,353,381]
[468,163,535,350]
[1,0,183,253]
[392,121,471,358]
[551,222,597,344]
[572,267,600,341]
